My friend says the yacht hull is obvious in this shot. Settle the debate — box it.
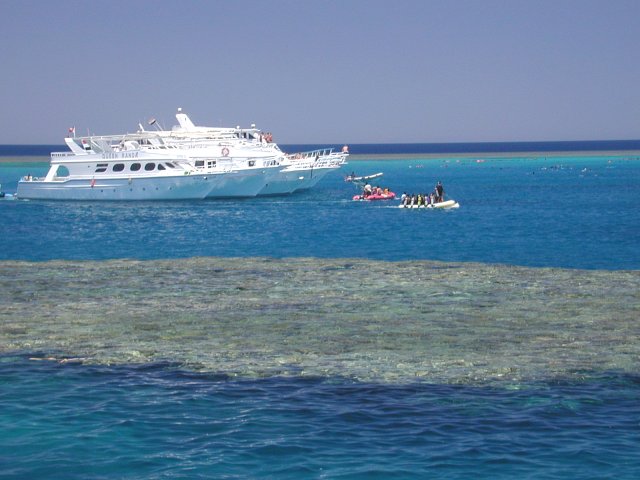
[205,167,281,198]
[17,174,214,201]
[259,165,339,195]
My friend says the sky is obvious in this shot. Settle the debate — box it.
[1,0,639,144]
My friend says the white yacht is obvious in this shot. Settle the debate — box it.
[143,109,349,195]
[135,132,283,198]
[17,135,245,201]
[17,110,347,201]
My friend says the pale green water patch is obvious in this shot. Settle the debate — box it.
[1,258,638,385]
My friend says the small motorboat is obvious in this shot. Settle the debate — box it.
[345,172,383,183]
[398,199,459,209]
[0,184,15,199]
[353,191,396,201]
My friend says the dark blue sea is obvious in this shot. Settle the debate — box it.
[1,143,640,478]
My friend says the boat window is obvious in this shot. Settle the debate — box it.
[130,163,141,171]
[165,162,176,169]
[248,160,256,167]
[113,163,125,172]
[145,163,155,171]
[157,163,166,170]
[195,160,205,167]
[95,163,108,173]
[208,160,217,168]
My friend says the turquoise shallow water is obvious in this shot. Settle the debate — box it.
[1,150,639,478]
[2,257,639,384]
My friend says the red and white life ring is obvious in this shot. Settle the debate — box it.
[221,147,230,157]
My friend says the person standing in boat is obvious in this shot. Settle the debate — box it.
[435,181,444,203]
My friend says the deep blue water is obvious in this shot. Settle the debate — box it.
[1,144,640,478]
[0,145,63,156]
[285,139,640,155]
[2,356,640,479]
[2,139,640,157]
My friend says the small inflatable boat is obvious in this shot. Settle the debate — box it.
[353,192,396,201]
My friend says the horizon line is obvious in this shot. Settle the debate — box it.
[2,138,640,147]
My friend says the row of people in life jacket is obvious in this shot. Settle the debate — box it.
[400,181,445,206]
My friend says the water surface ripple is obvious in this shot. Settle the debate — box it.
[2,358,639,479]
